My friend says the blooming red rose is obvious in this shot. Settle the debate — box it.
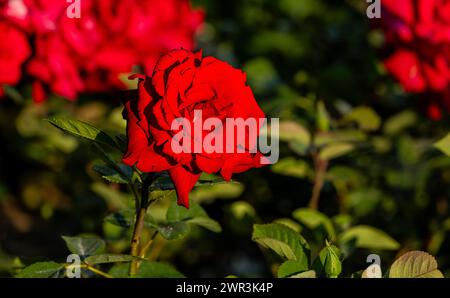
[122,49,267,208]
[0,0,203,102]
[0,21,30,98]
[379,0,450,119]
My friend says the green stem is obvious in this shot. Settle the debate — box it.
[139,231,158,258]
[129,175,152,276]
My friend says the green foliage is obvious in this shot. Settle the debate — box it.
[292,208,335,240]
[92,163,133,184]
[277,260,309,278]
[344,106,381,132]
[84,254,139,265]
[252,223,310,266]
[109,261,184,278]
[46,116,121,151]
[313,242,342,278]
[253,209,406,278]
[16,262,64,278]
[166,198,222,233]
[104,209,138,229]
[316,101,330,132]
[157,222,191,240]
[339,226,400,251]
[434,133,450,156]
[62,236,105,257]
[319,142,355,161]
[389,251,444,278]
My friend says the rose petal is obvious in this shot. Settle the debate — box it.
[169,166,200,208]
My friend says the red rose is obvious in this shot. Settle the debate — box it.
[0,0,203,102]
[0,21,30,98]
[122,49,266,208]
[379,0,450,119]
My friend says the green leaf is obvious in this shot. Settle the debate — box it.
[316,101,330,132]
[114,133,128,153]
[135,261,185,278]
[319,142,355,160]
[84,254,139,265]
[339,225,399,250]
[230,201,256,220]
[165,198,222,233]
[271,157,311,179]
[384,110,417,135]
[313,242,342,278]
[108,263,130,278]
[108,260,184,278]
[190,183,244,203]
[277,260,309,278]
[289,270,316,278]
[243,57,279,94]
[166,199,207,222]
[315,130,366,147]
[274,218,302,233]
[62,236,105,257]
[292,208,335,240]
[104,209,155,229]
[278,121,311,145]
[344,106,381,132]
[104,209,135,228]
[46,116,120,151]
[389,251,443,278]
[92,182,132,210]
[187,217,222,233]
[252,223,310,266]
[197,173,227,185]
[16,262,64,278]
[151,172,175,190]
[158,221,191,240]
[434,133,450,156]
[93,164,132,184]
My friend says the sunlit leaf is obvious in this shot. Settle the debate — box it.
[271,157,311,179]
[339,225,399,250]
[316,101,330,132]
[187,217,222,233]
[389,251,443,278]
[313,242,342,278]
[252,223,310,266]
[289,270,316,278]
[319,142,355,160]
[16,262,64,278]
[136,261,185,278]
[384,110,417,135]
[108,261,185,278]
[46,116,120,151]
[434,133,450,156]
[344,106,381,132]
[292,208,335,240]
[273,218,302,233]
[278,260,309,278]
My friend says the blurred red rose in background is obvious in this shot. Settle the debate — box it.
[122,49,267,208]
[0,21,30,98]
[379,0,450,119]
[0,0,203,102]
